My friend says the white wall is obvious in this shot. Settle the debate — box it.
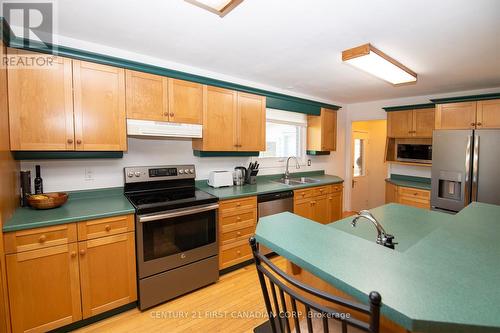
[20,109,347,192]
[343,86,500,210]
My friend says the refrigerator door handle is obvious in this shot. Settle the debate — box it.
[464,134,472,204]
[471,134,480,202]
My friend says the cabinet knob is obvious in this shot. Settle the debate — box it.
[67,138,73,144]
[236,231,241,236]
[79,249,86,256]
[236,250,241,255]
[236,216,241,221]
[170,113,174,117]
[105,225,111,232]
[76,139,82,144]
[319,189,324,192]
[38,235,46,243]
[70,251,77,258]
[236,203,241,207]
[164,112,169,117]
[471,123,476,126]
[476,122,482,126]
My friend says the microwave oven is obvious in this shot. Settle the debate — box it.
[396,143,432,163]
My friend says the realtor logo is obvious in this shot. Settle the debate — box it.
[2,1,54,51]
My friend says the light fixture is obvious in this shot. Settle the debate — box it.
[342,43,417,85]
[185,0,244,17]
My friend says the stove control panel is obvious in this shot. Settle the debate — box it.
[124,165,196,183]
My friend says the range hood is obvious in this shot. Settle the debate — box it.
[127,119,202,138]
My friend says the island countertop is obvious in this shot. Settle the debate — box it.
[255,203,500,333]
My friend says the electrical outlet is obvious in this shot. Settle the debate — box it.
[307,159,312,166]
[84,168,94,181]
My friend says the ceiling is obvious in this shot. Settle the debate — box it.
[15,0,500,103]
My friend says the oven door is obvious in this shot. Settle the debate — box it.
[136,203,218,279]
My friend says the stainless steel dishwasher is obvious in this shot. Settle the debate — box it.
[257,190,294,254]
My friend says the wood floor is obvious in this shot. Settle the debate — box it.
[75,257,286,333]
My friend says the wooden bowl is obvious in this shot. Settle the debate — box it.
[27,192,69,210]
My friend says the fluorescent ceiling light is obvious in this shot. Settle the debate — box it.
[342,44,417,85]
[185,0,243,17]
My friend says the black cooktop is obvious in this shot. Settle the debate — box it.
[126,188,218,215]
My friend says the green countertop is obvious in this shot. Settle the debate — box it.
[3,187,135,232]
[255,203,500,333]
[196,171,344,200]
[386,174,431,190]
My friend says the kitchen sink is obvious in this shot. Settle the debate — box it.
[272,177,322,186]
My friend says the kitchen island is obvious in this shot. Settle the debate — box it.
[255,203,500,333]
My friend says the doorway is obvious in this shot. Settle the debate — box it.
[350,120,387,212]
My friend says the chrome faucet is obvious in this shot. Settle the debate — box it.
[351,210,397,249]
[284,156,300,180]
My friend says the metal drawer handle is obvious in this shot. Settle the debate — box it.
[139,203,219,223]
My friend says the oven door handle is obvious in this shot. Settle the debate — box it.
[138,203,219,223]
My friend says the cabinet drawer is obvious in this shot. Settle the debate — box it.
[219,196,257,216]
[294,188,314,200]
[220,239,253,269]
[398,187,430,200]
[220,224,255,245]
[330,184,343,193]
[77,215,134,241]
[312,186,330,196]
[399,197,430,209]
[4,224,77,254]
[219,210,256,228]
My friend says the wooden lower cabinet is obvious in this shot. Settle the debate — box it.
[4,215,137,332]
[6,243,82,333]
[294,184,343,224]
[385,182,430,209]
[218,196,257,269]
[78,232,136,319]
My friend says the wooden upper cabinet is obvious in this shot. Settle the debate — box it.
[307,108,337,151]
[168,79,203,124]
[78,233,137,319]
[73,60,127,151]
[387,111,413,138]
[435,102,476,130]
[413,108,435,137]
[7,48,74,151]
[476,99,500,129]
[6,243,82,333]
[125,70,168,121]
[237,92,266,151]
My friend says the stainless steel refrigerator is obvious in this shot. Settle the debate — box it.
[431,129,500,213]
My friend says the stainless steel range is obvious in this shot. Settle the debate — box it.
[124,165,219,310]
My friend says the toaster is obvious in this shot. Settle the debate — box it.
[207,171,233,188]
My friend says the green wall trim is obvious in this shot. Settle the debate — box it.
[13,151,123,160]
[383,103,435,112]
[193,150,260,157]
[430,93,500,104]
[0,18,340,115]
[306,150,331,156]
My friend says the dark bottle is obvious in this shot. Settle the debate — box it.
[34,165,43,194]
[20,171,31,207]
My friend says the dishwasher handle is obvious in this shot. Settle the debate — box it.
[257,190,294,203]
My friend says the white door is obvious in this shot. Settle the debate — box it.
[351,131,370,212]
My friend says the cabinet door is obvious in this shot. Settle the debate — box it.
[387,111,413,138]
[413,108,435,137]
[78,233,137,318]
[312,195,329,224]
[73,61,127,151]
[476,99,500,129]
[7,49,74,150]
[293,198,313,220]
[321,108,337,151]
[6,244,81,333]
[125,70,168,121]
[200,86,237,151]
[385,182,398,204]
[435,102,476,130]
[237,92,266,151]
[168,79,203,124]
[328,191,343,223]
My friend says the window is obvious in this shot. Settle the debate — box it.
[353,138,366,177]
[259,109,307,163]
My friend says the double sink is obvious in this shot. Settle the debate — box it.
[272,177,322,186]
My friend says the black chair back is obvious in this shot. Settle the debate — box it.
[250,237,381,333]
